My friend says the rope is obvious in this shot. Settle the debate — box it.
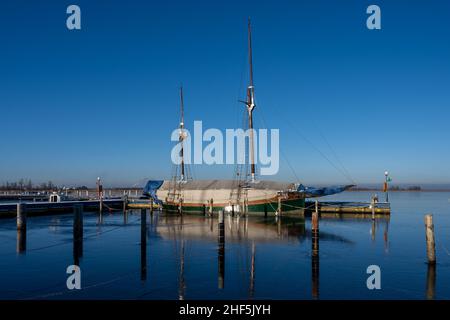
[255,98,302,184]
[317,129,356,185]
[287,119,354,184]
[102,202,122,212]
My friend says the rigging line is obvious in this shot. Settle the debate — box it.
[280,143,302,184]
[313,121,356,185]
[255,99,302,184]
[283,115,355,184]
[236,52,247,130]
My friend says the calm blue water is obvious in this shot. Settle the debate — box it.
[0,191,449,300]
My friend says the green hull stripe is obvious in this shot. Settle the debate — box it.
[163,198,305,213]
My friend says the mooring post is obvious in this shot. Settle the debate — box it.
[73,204,83,266]
[16,204,27,253]
[123,195,128,213]
[16,203,26,231]
[218,209,225,289]
[209,198,213,216]
[141,208,147,281]
[179,198,183,215]
[219,209,224,225]
[202,204,206,216]
[371,195,376,220]
[312,202,319,234]
[264,203,268,218]
[277,196,282,216]
[424,214,436,264]
[150,198,154,214]
[232,204,235,217]
[312,200,319,255]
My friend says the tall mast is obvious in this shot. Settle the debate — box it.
[179,86,185,181]
[247,18,256,183]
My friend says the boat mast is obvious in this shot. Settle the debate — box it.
[179,86,186,182]
[247,18,256,183]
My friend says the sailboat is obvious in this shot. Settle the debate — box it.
[143,19,353,214]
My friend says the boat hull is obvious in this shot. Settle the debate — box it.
[155,179,305,215]
[162,197,305,214]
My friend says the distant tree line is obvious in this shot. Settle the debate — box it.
[352,185,422,191]
[0,179,58,191]
[389,185,421,191]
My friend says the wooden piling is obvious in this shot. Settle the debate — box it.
[264,204,267,218]
[424,214,436,264]
[371,196,375,220]
[16,203,26,231]
[277,196,282,215]
[179,198,183,215]
[312,201,319,234]
[311,200,319,299]
[123,195,128,213]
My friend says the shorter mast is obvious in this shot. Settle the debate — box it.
[179,86,186,182]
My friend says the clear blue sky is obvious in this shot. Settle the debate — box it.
[1,0,449,187]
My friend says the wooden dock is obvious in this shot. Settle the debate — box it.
[0,198,389,219]
[0,199,124,218]
[305,201,390,214]
[127,199,159,209]
[0,194,49,202]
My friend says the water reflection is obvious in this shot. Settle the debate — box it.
[156,214,308,243]
[426,264,436,300]
[16,229,26,254]
[218,213,225,289]
[73,206,83,266]
[178,240,186,300]
[249,242,255,299]
[311,210,319,300]
[140,209,147,281]
[384,218,390,253]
